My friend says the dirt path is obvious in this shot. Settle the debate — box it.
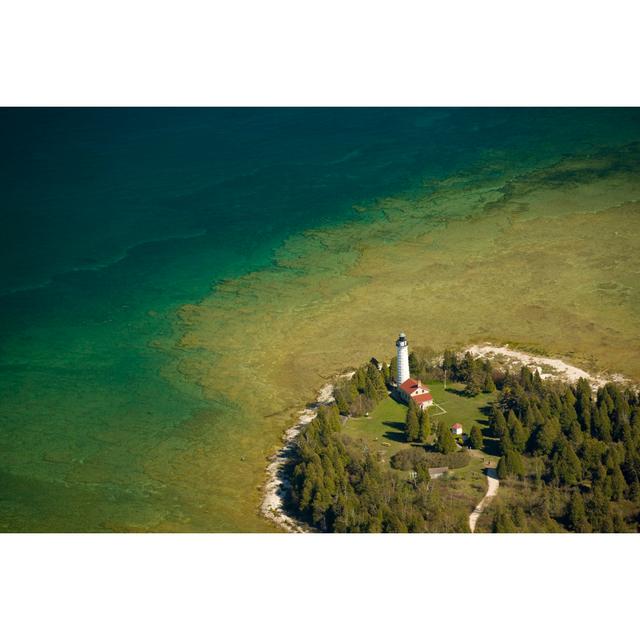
[469,467,499,533]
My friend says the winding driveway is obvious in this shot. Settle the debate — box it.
[469,467,499,533]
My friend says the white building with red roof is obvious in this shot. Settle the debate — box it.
[451,423,463,435]
[398,377,433,409]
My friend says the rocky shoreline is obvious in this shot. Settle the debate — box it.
[260,381,337,532]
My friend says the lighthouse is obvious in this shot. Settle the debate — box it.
[396,332,410,384]
[395,332,434,409]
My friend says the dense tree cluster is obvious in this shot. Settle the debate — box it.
[334,362,388,417]
[289,405,468,532]
[489,367,640,532]
[404,401,431,444]
[443,350,497,396]
[435,421,457,454]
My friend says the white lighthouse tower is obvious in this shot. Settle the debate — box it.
[396,332,410,384]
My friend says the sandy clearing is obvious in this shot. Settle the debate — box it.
[467,343,630,391]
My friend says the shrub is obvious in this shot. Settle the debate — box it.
[390,447,428,471]
[423,450,470,469]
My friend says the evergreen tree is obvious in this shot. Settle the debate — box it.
[611,387,630,441]
[505,449,525,478]
[389,355,398,384]
[575,378,592,432]
[497,456,508,480]
[460,352,482,396]
[565,420,583,448]
[508,411,527,453]
[588,487,614,532]
[364,377,378,403]
[532,369,544,393]
[610,465,627,501]
[334,389,350,415]
[442,349,458,381]
[559,389,579,437]
[405,402,420,442]
[599,386,614,415]
[493,506,516,532]
[408,351,419,374]
[532,417,560,455]
[493,408,508,439]
[592,404,612,442]
[513,506,527,530]
[366,362,388,400]
[436,423,456,454]
[523,404,535,431]
[520,366,534,391]
[483,373,496,393]
[418,409,431,444]
[469,425,484,450]
[531,405,544,428]
[414,459,430,484]
[465,376,482,397]
[550,438,582,486]
[381,362,391,385]
[498,430,513,456]
[566,491,590,532]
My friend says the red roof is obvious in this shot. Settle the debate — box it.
[399,378,430,395]
[412,393,433,405]
[452,423,462,428]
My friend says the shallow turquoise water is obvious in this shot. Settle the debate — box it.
[1,108,639,531]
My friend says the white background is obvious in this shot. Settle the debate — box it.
[1,1,639,638]
[1,0,639,105]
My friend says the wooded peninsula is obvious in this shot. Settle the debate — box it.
[284,349,640,533]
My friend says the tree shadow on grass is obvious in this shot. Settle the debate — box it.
[383,430,407,444]
[383,420,405,432]
[476,404,494,427]
[481,437,501,457]
[445,387,468,398]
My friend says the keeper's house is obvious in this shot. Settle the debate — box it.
[398,378,433,410]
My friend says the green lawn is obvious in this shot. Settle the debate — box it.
[343,381,500,472]
[344,394,409,465]
[428,381,493,436]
